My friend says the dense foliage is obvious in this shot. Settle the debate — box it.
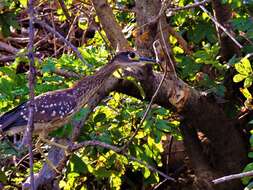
[0,0,253,189]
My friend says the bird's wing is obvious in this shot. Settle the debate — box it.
[33,90,77,123]
[0,102,28,131]
[0,90,77,134]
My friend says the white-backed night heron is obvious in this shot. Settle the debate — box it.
[0,51,156,136]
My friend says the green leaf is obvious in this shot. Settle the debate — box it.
[49,124,73,138]
[245,181,253,190]
[66,172,79,188]
[241,57,252,74]
[156,120,174,133]
[233,74,247,82]
[0,12,19,37]
[109,173,122,190]
[143,167,151,178]
[97,133,112,144]
[73,108,90,122]
[0,171,7,182]
[154,129,163,143]
[1,24,11,37]
[235,63,247,75]
[248,152,253,158]
[244,77,253,88]
[42,59,55,73]
[69,154,88,174]
[250,135,253,147]
[240,88,252,99]
[242,163,253,185]
[94,113,106,123]
[18,0,27,7]
[93,168,112,178]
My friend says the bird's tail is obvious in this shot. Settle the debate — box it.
[0,102,27,135]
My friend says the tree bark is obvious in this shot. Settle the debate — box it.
[132,1,248,189]
[91,0,130,51]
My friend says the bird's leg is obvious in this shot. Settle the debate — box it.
[39,138,68,150]
[35,139,60,174]
[38,129,68,150]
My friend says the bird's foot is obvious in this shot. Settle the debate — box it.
[39,138,68,150]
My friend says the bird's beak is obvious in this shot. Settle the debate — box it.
[139,56,156,64]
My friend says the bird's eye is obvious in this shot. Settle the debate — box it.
[128,52,136,60]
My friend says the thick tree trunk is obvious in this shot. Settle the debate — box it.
[133,1,248,189]
[126,69,248,189]
[181,90,248,190]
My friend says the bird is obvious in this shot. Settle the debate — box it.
[0,51,156,137]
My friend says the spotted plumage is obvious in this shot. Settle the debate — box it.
[0,89,77,135]
[0,51,156,136]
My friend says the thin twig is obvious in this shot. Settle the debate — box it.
[57,0,72,22]
[134,0,210,32]
[239,31,253,46]
[53,68,82,79]
[128,155,175,182]
[168,0,210,12]
[122,42,167,150]
[34,18,92,67]
[0,55,16,62]
[0,41,19,54]
[65,15,78,54]
[66,15,78,41]
[194,0,243,49]
[167,26,192,55]
[167,135,174,174]
[26,0,36,189]
[54,15,78,55]
[70,140,121,152]
[97,26,115,55]
[8,147,37,182]
[159,19,177,77]
[69,140,176,182]
[49,5,57,57]
[153,178,169,190]
[213,170,253,184]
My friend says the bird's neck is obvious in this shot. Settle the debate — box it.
[93,62,120,80]
[71,63,120,100]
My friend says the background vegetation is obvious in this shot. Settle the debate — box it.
[0,0,253,189]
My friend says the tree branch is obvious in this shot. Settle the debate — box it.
[213,170,253,185]
[91,0,130,50]
[195,0,242,49]
[122,66,167,150]
[167,26,192,55]
[34,18,91,67]
[0,41,19,54]
[69,140,176,182]
[23,0,36,189]
[168,0,210,12]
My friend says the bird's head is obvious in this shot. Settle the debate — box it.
[111,51,156,68]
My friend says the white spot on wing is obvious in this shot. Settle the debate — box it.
[51,110,56,117]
